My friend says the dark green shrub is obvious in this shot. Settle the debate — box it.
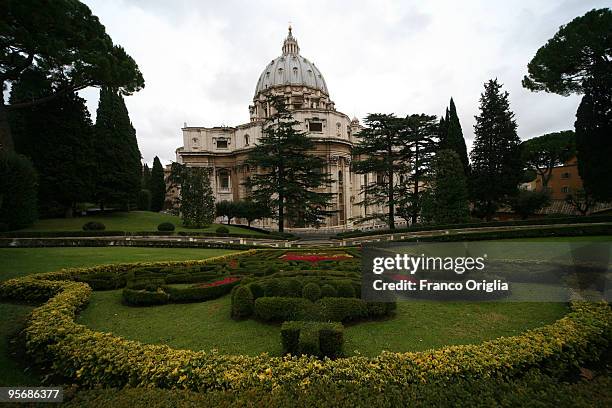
[319,323,344,358]
[165,279,240,303]
[298,326,320,356]
[318,297,367,322]
[216,226,229,234]
[263,279,281,297]
[231,286,254,319]
[302,282,321,301]
[284,278,303,297]
[280,321,301,354]
[122,288,169,306]
[82,221,105,231]
[320,284,337,298]
[0,151,38,230]
[157,222,175,232]
[334,280,356,298]
[126,277,165,290]
[254,297,315,321]
[248,282,265,299]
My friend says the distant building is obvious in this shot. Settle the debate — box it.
[525,157,583,200]
[174,27,389,229]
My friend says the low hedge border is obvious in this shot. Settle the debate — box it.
[400,224,612,242]
[0,230,291,240]
[0,253,610,392]
[337,214,612,239]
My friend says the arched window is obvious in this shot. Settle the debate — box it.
[244,134,250,146]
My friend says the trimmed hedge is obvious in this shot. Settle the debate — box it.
[254,297,315,321]
[337,214,612,238]
[163,279,240,303]
[122,288,169,306]
[231,286,254,319]
[281,321,344,358]
[62,373,612,408]
[82,221,106,231]
[401,224,612,242]
[157,222,175,232]
[0,250,609,392]
[302,282,321,301]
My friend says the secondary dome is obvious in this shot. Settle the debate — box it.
[254,27,329,97]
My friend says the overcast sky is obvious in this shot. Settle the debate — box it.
[80,0,609,165]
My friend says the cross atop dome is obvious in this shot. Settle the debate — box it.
[282,25,300,55]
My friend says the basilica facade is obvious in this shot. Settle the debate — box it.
[176,28,378,229]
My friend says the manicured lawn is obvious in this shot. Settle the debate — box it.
[17,211,266,235]
[0,247,243,386]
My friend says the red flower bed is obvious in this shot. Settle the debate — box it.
[280,253,353,263]
[194,276,241,288]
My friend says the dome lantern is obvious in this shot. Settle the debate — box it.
[282,25,300,55]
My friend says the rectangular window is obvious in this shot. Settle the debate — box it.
[562,186,570,193]
[561,172,571,179]
[216,140,228,149]
[308,122,323,132]
[219,173,230,189]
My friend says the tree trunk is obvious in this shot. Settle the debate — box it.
[278,195,284,233]
[0,101,14,152]
[388,142,395,230]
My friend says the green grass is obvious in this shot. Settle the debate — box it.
[18,211,266,235]
[78,291,281,355]
[78,291,567,357]
[0,303,36,386]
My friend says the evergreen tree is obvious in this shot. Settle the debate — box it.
[575,80,612,201]
[396,114,438,225]
[9,69,95,217]
[0,151,37,230]
[169,163,215,228]
[470,79,522,219]
[352,114,407,229]
[1,0,144,151]
[421,150,469,224]
[94,87,142,211]
[439,98,469,176]
[150,156,166,212]
[142,164,152,190]
[245,95,333,232]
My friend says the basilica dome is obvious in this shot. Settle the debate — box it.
[254,27,329,97]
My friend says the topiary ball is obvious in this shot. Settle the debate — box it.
[157,222,175,232]
[216,226,230,234]
[82,221,106,231]
[302,282,322,302]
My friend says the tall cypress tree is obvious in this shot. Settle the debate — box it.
[245,95,333,232]
[142,164,152,190]
[9,69,95,217]
[150,156,166,212]
[421,150,469,224]
[575,79,612,202]
[441,98,470,176]
[94,87,142,211]
[470,79,522,219]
